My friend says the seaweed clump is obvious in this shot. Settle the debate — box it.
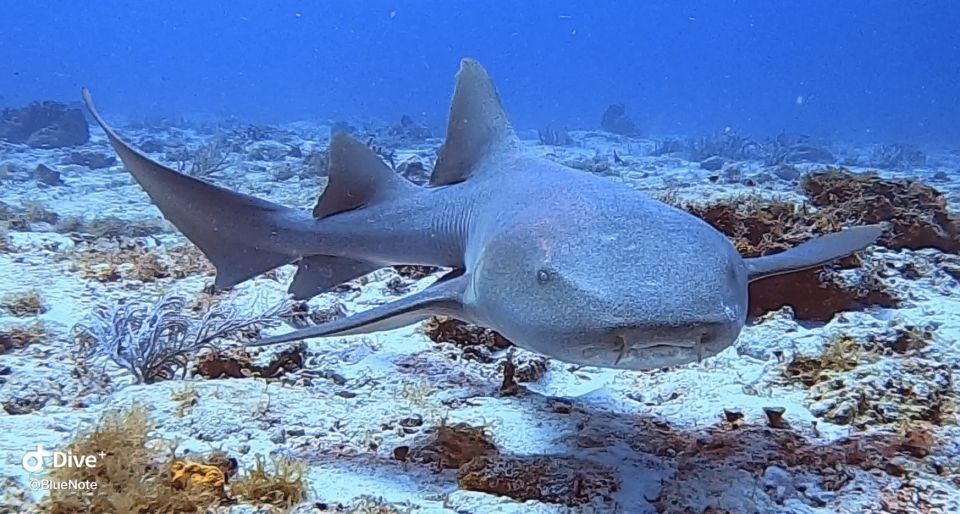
[230,455,306,510]
[0,321,48,354]
[408,422,499,470]
[800,169,960,253]
[41,406,222,514]
[41,406,306,513]
[0,290,48,317]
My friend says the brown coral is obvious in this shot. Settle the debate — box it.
[409,422,499,470]
[801,168,960,253]
[168,460,226,496]
[458,455,620,507]
[675,195,898,321]
[195,345,304,380]
[0,290,47,316]
[422,316,512,362]
[0,321,48,354]
[67,244,170,283]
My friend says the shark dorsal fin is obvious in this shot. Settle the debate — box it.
[430,58,520,187]
[313,133,413,218]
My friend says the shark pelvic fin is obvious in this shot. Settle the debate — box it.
[288,255,378,300]
[744,224,885,281]
[313,133,416,218]
[430,58,520,187]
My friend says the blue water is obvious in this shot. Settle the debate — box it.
[3,1,959,143]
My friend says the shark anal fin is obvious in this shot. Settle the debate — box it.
[82,88,304,290]
[313,133,415,218]
[289,255,379,300]
[431,59,520,187]
[250,271,469,346]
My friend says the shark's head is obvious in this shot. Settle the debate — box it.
[467,193,751,371]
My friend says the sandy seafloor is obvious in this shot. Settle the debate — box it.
[1,119,959,514]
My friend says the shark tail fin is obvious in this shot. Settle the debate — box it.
[82,88,303,289]
[744,224,885,281]
[430,58,520,187]
[313,133,416,218]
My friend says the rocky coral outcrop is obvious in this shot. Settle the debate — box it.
[0,101,89,148]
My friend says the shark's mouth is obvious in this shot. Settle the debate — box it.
[570,323,740,371]
[610,332,711,367]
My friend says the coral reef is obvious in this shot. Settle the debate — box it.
[408,422,498,470]
[63,151,116,169]
[800,168,960,253]
[781,328,955,430]
[634,416,942,512]
[421,316,513,362]
[33,163,64,187]
[0,101,89,148]
[195,344,305,379]
[0,321,48,354]
[674,195,899,321]
[758,132,835,165]
[537,126,574,146]
[867,143,927,170]
[458,455,620,507]
[599,103,639,135]
[386,114,432,141]
[0,290,47,317]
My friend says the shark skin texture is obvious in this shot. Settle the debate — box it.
[81,58,883,370]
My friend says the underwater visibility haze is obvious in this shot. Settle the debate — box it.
[1,2,960,513]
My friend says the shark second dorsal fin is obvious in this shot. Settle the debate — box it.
[313,133,415,218]
[430,58,520,187]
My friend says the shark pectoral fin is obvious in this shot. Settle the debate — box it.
[288,255,379,300]
[744,224,885,281]
[82,88,304,289]
[430,59,521,186]
[249,271,469,347]
[313,133,417,218]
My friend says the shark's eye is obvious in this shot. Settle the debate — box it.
[536,269,552,284]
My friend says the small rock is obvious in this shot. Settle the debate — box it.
[700,156,726,171]
[723,408,744,423]
[34,164,64,186]
[246,140,291,161]
[64,151,115,169]
[773,164,801,181]
[763,406,788,428]
[762,465,795,501]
